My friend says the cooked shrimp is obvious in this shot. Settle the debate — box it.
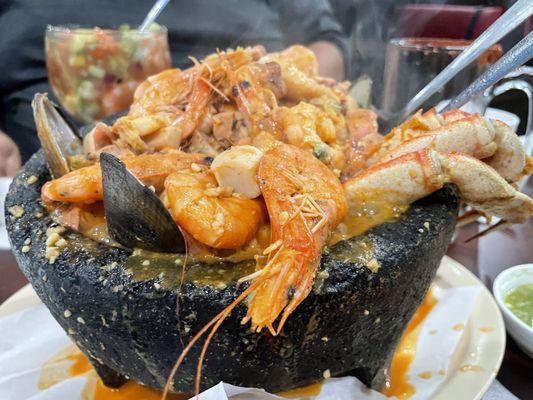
[129,68,187,117]
[163,142,347,397]
[173,76,213,140]
[131,46,264,117]
[41,151,207,204]
[228,62,285,137]
[262,45,338,100]
[274,102,345,169]
[164,168,264,249]
[112,73,212,152]
[119,47,267,151]
[245,142,347,332]
[94,145,135,159]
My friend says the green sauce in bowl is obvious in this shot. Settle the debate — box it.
[504,283,533,327]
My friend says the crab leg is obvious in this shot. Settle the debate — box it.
[375,112,528,184]
[378,115,497,163]
[344,149,533,224]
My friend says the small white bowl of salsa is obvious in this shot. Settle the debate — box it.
[493,263,533,358]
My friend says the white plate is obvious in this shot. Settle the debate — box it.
[0,256,505,400]
[430,257,505,400]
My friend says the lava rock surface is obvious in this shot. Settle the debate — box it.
[6,151,458,393]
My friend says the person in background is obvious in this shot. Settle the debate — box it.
[0,133,20,177]
[0,0,348,176]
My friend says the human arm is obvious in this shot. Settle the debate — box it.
[0,129,21,177]
[307,40,345,81]
[270,0,349,80]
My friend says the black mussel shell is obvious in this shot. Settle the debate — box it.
[100,153,185,253]
[32,93,83,178]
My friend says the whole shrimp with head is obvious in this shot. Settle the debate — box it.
[162,140,347,397]
[167,140,347,337]
[243,142,347,333]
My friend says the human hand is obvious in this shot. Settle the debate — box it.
[0,130,21,177]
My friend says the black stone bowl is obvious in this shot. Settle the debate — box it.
[5,151,459,393]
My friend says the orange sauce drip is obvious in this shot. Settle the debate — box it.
[92,380,186,400]
[70,351,94,376]
[278,381,323,398]
[452,323,464,331]
[459,364,484,372]
[382,290,438,399]
[39,345,187,400]
[417,371,432,380]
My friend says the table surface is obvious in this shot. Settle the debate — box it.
[1,182,532,399]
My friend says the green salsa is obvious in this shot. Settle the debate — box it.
[503,283,533,327]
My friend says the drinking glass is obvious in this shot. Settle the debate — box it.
[380,38,503,115]
[45,24,171,123]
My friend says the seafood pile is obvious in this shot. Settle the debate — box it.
[33,45,533,390]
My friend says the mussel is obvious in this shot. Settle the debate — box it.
[100,153,186,253]
[32,93,84,178]
[32,93,185,253]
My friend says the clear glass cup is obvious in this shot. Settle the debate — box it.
[45,24,171,123]
[380,38,503,115]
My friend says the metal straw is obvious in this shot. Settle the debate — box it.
[378,0,532,126]
[139,0,171,32]
[442,31,533,112]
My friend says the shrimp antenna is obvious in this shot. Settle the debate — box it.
[161,280,261,399]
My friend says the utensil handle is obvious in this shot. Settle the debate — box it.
[442,31,533,113]
[402,0,533,119]
[490,67,533,156]
[139,0,171,32]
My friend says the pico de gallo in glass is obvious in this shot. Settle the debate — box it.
[45,24,171,123]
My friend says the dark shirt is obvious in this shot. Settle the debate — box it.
[0,0,348,161]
